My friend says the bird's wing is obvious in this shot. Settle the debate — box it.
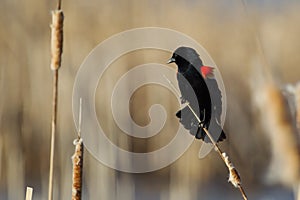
[177,70,194,101]
[206,78,222,122]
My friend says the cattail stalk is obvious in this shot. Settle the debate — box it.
[202,128,247,199]
[48,69,58,200]
[164,75,248,200]
[240,0,272,82]
[48,1,64,200]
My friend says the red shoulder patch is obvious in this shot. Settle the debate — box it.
[200,66,214,79]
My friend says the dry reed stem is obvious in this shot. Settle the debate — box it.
[164,76,248,200]
[25,187,33,200]
[48,2,64,200]
[240,0,272,82]
[48,69,58,200]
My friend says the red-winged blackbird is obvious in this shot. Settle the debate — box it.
[167,46,226,142]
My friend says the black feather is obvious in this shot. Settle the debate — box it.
[169,46,226,143]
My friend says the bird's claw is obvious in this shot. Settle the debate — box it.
[198,122,204,128]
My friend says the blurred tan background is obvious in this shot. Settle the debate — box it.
[0,0,300,199]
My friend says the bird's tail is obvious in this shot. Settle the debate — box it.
[176,106,226,143]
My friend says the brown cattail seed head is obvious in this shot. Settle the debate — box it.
[72,138,83,200]
[50,10,64,71]
[222,153,241,188]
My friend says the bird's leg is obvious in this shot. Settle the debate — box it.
[195,110,205,139]
[199,109,206,128]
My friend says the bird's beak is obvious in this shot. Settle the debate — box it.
[167,57,175,64]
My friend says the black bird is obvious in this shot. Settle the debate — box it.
[167,46,226,142]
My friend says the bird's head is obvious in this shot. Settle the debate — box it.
[167,47,215,78]
[167,46,203,69]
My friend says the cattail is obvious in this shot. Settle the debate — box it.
[254,83,299,187]
[48,1,64,200]
[283,82,300,200]
[72,98,83,200]
[50,9,64,71]
[72,138,84,200]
